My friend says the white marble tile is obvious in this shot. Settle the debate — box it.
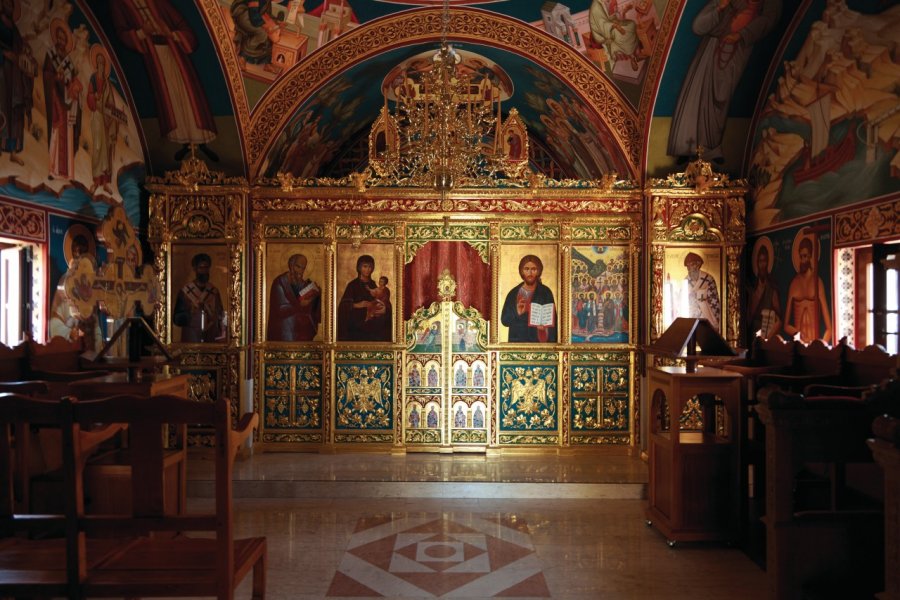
[203,495,767,599]
[181,453,765,599]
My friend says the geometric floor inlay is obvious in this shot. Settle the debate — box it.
[327,513,551,597]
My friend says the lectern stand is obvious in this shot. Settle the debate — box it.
[644,318,742,546]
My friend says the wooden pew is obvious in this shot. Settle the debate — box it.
[0,342,28,383]
[0,381,128,515]
[0,340,115,513]
[70,394,266,599]
[805,343,896,398]
[755,338,845,394]
[0,392,125,598]
[26,338,109,396]
[711,335,796,562]
[0,393,266,599]
[0,381,50,512]
[868,406,900,600]
[756,385,891,599]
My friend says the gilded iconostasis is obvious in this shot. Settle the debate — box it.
[1,0,898,452]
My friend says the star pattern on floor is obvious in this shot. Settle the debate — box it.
[327,513,551,598]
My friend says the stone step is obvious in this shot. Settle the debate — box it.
[188,479,646,500]
[186,450,649,499]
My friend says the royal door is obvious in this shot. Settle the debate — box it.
[403,293,490,453]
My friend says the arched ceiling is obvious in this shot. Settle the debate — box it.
[251,11,639,180]
[70,0,839,183]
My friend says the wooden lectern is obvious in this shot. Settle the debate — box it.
[645,318,742,546]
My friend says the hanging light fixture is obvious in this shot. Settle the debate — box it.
[364,0,528,192]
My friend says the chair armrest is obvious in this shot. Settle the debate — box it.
[0,380,49,395]
[803,384,874,399]
[79,423,128,458]
[29,369,109,382]
[756,384,866,410]
[756,372,840,392]
[229,412,259,458]
[720,364,787,377]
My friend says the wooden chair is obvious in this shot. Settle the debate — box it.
[868,408,900,600]
[709,334,796,564]
[70,394,266,599]
[0,379,130,516]
[0,392,124,598]
[756,338,845,394]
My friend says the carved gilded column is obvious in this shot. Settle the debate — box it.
[145,158,249,442]
[489,221,500,346]
[148,192,171,344]
[649,243,666,342]
[646,156,748,347]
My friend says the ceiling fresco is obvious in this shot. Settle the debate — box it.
[0,0,145,224]
[10,0,892,228]
[35,0,821,185]
[260,43,629,179]
[219,0,667,112]
[747,0,900,230]
[90,0,243,178]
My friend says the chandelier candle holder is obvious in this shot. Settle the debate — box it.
[363,0,529,192]
[397,40,500,190]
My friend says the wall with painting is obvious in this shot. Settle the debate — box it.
[0,0,246,346]
[744,0,900,348]
[0,0,145,344]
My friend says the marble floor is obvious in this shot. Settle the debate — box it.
[187,452,767,599]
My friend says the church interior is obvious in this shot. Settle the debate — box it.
[0,0,898,597]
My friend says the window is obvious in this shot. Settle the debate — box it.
[0,239,41,347]
[869,242,900,354]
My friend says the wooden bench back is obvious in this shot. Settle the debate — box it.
[72,395,221,521]
[27,337,84,374]
[70,394,261,598]
[794,339,844,377]
[0,343,28,382]
[0,392,78,597]
[752,334,796,367]
[0,392,264,599]
[843,344,897,388]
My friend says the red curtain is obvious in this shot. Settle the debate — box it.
[403,241,491,320]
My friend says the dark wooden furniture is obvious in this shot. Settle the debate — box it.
[0,342,27,383]
[646,365,742,545]
[67,370,190,400]
[804,343,896,398]
[868,408,900,600]
[756,387,890,599]
[0,392,124,598]
[71,393,266,599]
[0,392,266,599]
[711,335,795,562]
[754,338,845,394]
[26,338,109,396]
[68,372,191,516]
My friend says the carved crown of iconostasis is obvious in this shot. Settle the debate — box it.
[646,154,748,351]
[145,154,249,437]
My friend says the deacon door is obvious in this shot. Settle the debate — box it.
[403,301,490,452]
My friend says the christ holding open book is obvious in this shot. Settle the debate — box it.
[501,255,557,343]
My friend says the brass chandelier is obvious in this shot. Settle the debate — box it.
[365,0,529,190]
